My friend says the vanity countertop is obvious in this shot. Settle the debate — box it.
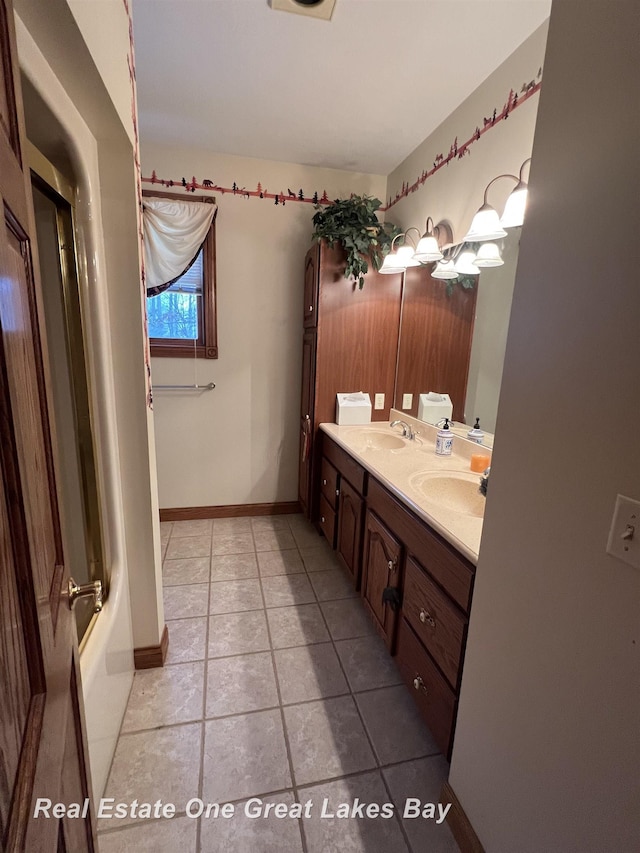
[320,415,490,565]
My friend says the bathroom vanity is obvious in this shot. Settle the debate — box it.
[315,418,486,759]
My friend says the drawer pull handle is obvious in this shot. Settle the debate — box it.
[413,675,427,694]
[419,609,436,628]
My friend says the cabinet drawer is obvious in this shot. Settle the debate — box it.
[320,457,339,510]
[323,435,366,496]
[318,495,336,547]
[404,557,467,690]
[367,477,474,612]
[395,617,457,759]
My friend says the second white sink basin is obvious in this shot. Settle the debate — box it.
[409,471,485,517]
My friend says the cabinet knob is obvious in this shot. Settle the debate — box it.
[321,516,325,523]
[413,675,427,694]
[419,609,436,627]
[322,478,327,485]
[387,559,397,573]
[308,305,313,312]
[335,488,340,497]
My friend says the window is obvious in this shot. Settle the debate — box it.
[144,192,218,358]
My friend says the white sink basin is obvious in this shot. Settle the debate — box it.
[409,471,485,517]
[349,429,407,452]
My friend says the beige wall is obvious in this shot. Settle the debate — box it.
[143,142,385,509]
[449,2,640,849]
[386,23,548,429]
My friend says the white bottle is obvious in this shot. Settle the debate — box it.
[435,418,453,456]
[467,418,485,444]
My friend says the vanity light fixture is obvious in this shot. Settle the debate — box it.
[465,157,532,241]
[379,228,421,274]
[413,217,453,263]
[453,250,480,275]
[500,157,531,228]
[431,258,458,280]
[474,241,504,268]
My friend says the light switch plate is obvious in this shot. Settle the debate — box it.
[402,393,413,410]
[606,494,640,570]
[374,393,385,410]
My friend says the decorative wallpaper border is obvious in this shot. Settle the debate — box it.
[141,174,333,208]
[384,71,543,212]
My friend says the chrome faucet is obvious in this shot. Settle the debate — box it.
[479,466,490,497]
[390,419,415,440]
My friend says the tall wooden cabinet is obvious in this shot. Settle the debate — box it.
[298,241,402,518]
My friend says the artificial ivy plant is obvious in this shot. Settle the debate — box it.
[311,195,401,289]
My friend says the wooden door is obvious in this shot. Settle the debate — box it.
[336,478,364,587]
[361,510,403,650]
[298,330,316,518]
[303,243,319,328]
[0,2,95,850]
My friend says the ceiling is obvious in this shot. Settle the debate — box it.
[132,0,550,176]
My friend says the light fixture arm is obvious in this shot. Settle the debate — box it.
[482,173,519,206]
[403,226,422,248]
[519,157,532,182]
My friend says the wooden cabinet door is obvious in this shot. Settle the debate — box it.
[0,2,94,848]
[303,243,319,328]
[336,478,364,586]
[361,510,403,650]
[298,330,316,518]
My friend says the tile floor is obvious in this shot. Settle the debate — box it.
[98,514,458,852]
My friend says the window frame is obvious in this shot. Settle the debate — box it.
[144,190,218,359]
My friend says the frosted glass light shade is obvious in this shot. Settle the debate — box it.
[474,242,504,268]
[500,185,528,228]
[431,259,458,280]
[413,235,443,263]
[379,252,404,274]
[464,204,507,242]
[454,251,480,275]
[396,245,420,268]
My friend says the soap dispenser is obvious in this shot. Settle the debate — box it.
[467,418,484,444]
[435,418,453,456]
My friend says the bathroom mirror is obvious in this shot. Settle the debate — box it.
[393,227,521,448]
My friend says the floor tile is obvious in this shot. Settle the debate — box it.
[355,685,439,765]
[257,548,304,576]
[163,556,210,586]
[208,610,270,657]
[206,652,279,717]
[274,643,348,705]
[100,724,201,829]
[300,771,410,853]
[98,817,196,852]
[383,756,458,852]
[213,516,252,533]
[308,569,357,602]
[253,528,296,551]
[159,520,173,536]
[210,552,258,581]
[266,603,329,649]
[289,520,324,550]
[335,636,402,692]
[170,518,213,538]
[250,515,292,532]
[165,617,207,664]
[163,583,209,620]
[261,574,316,608]
[209,578,264,614]
[121,661,204,733]
[202,710,291,802]
[321,598,378,641]
[165,535,212,560]
[284,696,376,786]
[212,531,255,555]
[200,792,304,853]
[300,544,342,573]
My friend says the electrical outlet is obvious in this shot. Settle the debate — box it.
[606,494,640,570]
[374,393,385,410]
[402,393,413,410]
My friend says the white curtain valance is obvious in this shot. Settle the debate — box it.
[143,198,217,292]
